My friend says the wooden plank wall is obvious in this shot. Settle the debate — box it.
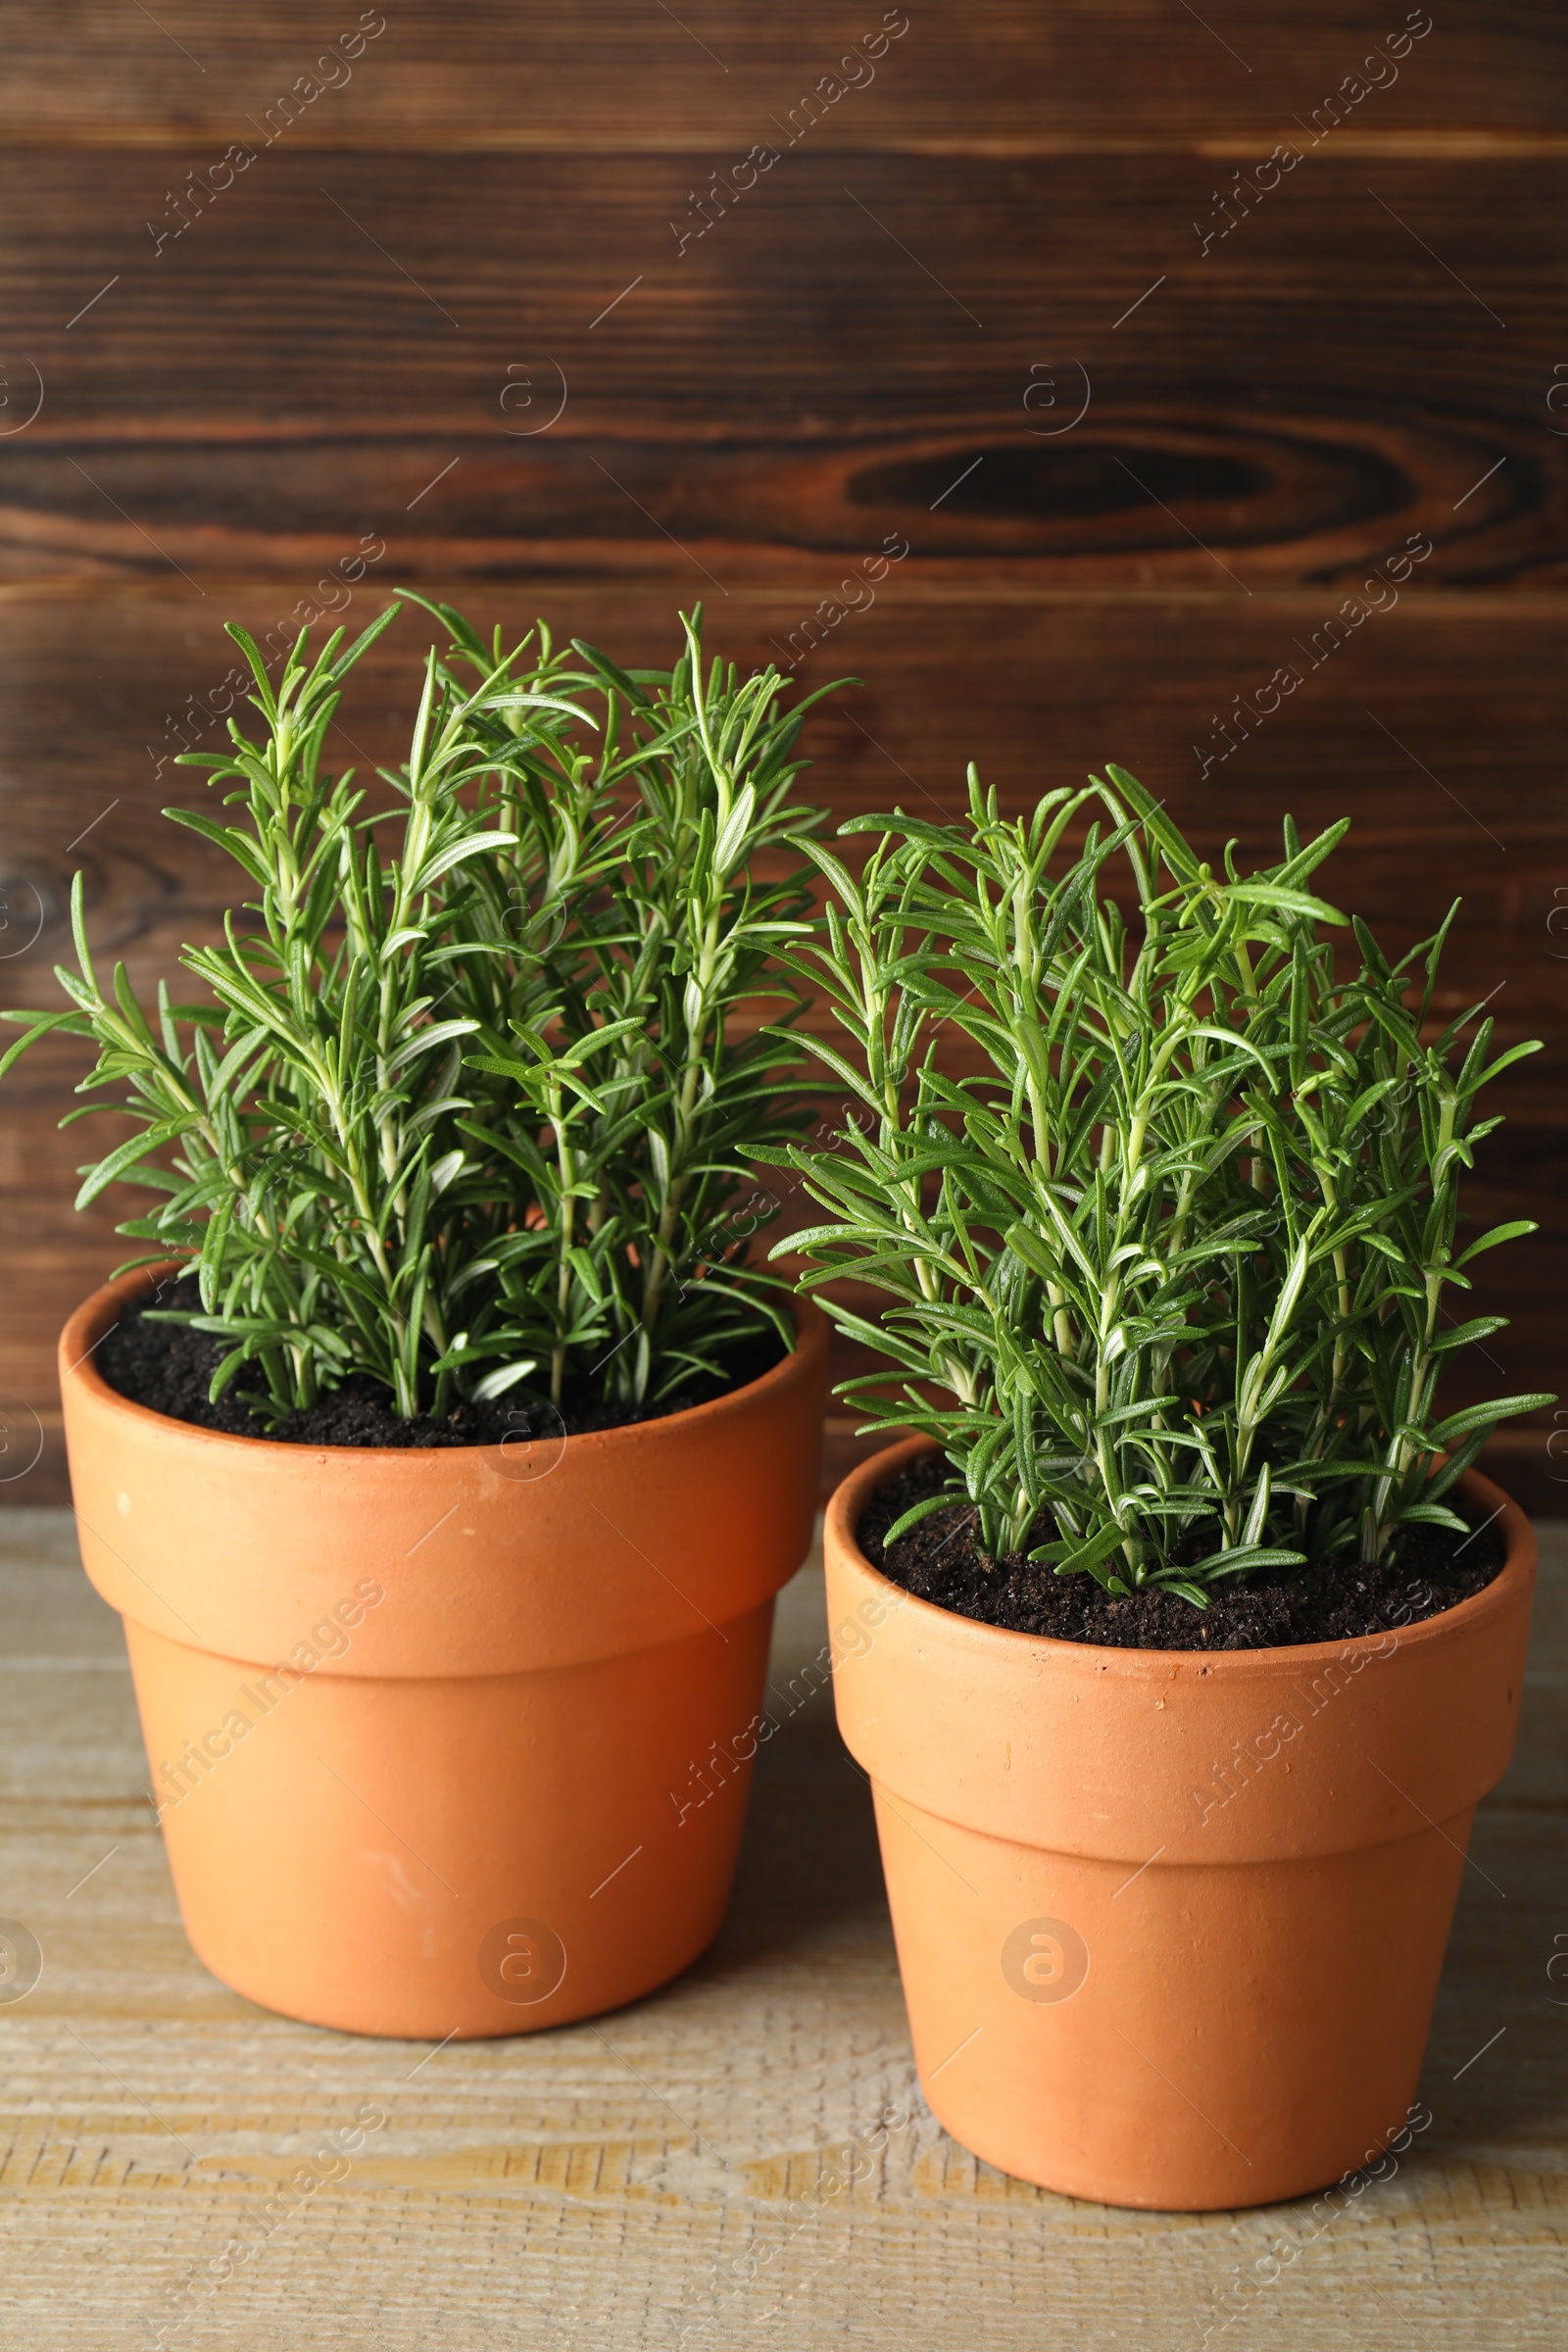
[0,4,1563,1507]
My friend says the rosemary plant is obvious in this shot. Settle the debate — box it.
[768,767,1549,1603]
[416,596,846,1409]
[3,602,841,1424]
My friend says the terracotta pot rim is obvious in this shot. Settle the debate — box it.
[61,1261,829,1470]
[827,1433,1534,1679]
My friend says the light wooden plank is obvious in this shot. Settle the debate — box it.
[0,1510,1562,2347]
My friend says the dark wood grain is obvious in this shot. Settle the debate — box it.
[0,9,1560,1511]
[0,5,1561,150]
[1,150,1563,592]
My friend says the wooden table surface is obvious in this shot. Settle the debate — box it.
[1,1506,1563,2349]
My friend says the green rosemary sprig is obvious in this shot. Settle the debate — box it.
[3,601,848,1421]
[435,601,848,1407]
[767,764,1550,1600]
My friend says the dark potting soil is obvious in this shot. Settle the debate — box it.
[95,1279,785,1449]
[857,1451,1510,1651]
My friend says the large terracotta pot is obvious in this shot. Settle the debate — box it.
[824,1436,1535,2210]
[63,1267,829,2038]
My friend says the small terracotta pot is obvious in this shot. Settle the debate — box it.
[824,1436,1535,2210]
[62,1267,829,2039]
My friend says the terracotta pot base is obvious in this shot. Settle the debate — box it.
[128,1607,774,2039]
[63,1267,829,2037]
[826,1437,1535,2210]
[873,1784,1473,2208]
